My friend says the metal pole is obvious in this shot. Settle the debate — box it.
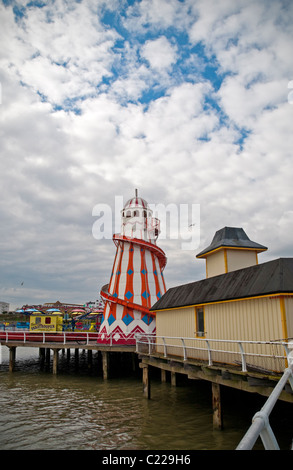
[238,341,247,372]
[236,365,293,449]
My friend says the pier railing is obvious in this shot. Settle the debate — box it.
[0,330,138,347]
[135,334,291,373]
[236,343,293,450]
[0,331,100,345]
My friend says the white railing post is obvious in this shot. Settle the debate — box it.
[147,336,152,355]
[181,338,187,361]
[238,341,247,372]
[162,337,167,357]
[205,340,212,366]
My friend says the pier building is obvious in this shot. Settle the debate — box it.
[99,190,167,345]
[150,227,293,373]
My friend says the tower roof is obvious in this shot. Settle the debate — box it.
[196,226,267,258]
[123,189,149,210]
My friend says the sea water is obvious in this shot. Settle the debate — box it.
[0,346,292,450]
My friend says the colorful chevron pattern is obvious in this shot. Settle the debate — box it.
[98,193,167,345]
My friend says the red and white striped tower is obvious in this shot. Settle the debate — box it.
[99,190,167,345]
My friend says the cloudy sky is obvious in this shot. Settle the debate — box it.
[1,0,293,310]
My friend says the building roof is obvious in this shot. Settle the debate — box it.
[150,258,293,311]
[196,226,267,258]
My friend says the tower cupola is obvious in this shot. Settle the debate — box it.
[196,226,267,278]
[121,189,160,243]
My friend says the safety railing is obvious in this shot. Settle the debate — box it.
[135,334,291,373]
[0,330,138,347]
[236,343,293,450]
[0,331,100,346]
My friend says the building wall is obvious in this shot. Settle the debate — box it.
[205,297,282,342]
[29,314,63,332]
[284,296,293,339]
[156,306,195,339]
[155,296,288,372]
[155,307,196,358]
[227,249,257,272]
[206,250,225,278]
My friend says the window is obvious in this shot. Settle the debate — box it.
[195,307,205,337]
[45,317,51,324]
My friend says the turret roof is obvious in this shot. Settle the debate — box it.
[196,226,267,258]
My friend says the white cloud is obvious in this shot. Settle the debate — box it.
[0,0,293,309]
[141,36,177,70]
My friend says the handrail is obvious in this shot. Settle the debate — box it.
[0,331,100,346]
[135,334,293,450]
[236,344,293,450]
[0,330,138,347]
[135,334,289,372]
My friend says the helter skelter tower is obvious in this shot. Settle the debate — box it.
[99,190,167,345]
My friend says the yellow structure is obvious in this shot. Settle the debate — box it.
[150,227,293,373]
[29,313,63,332]
[196,226,267,278]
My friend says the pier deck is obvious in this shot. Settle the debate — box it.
[0,331,135,379]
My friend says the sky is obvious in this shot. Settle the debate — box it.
[1,0,293,310]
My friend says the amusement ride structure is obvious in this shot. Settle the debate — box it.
[99,190,167,345]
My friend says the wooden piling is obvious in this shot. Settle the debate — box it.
[102,351,109,379]
[212,382,223,429]
[53,349,59,375]
[87,349,92,371]
[142,364,151,399]
[75,348,79,366]
[9,346,16,372]
[171,371,176,386]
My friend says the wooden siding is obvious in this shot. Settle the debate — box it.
[284,296,293,338]
[156,296,287,372]
[205,297,282,341]
[156,306,195,338]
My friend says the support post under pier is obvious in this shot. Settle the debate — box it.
[53,349,59,375]
[212,382,223,430]
[9,346,16,372]
[171,371,176,386]
[142,364,151,399]
[102,351,109,380]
